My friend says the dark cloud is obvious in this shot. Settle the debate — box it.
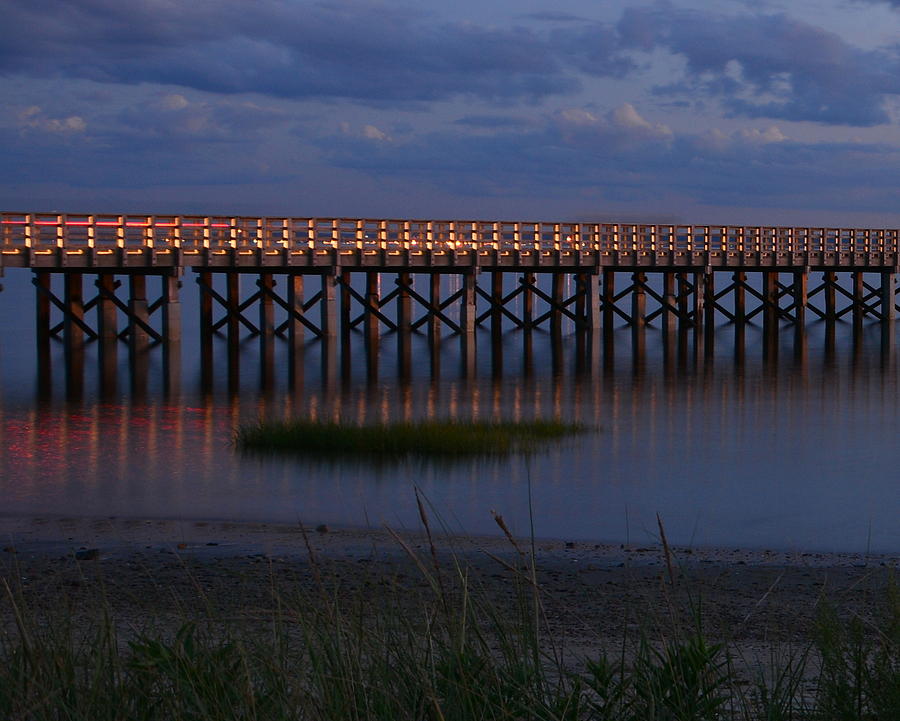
[0,0,632,104]
[519,11,586,22]
[453,115,531,128]
[2,2,895,125]
[317,103,900,214]
[618,5,900,126]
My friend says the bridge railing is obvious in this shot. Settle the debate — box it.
[3,213,900,255]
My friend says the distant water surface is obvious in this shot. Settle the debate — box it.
[0,269,897,553]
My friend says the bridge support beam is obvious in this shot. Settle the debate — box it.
[162,274,181,343]
[585,272,601,332]
[64,273,85,353]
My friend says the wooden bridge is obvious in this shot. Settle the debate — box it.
[3,213,900,385]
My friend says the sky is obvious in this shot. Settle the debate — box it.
[4,0,900,225]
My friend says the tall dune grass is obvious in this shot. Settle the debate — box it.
[1,526,898,720]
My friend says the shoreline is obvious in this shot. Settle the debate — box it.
[0,513,896,569]
[2,513,896,657]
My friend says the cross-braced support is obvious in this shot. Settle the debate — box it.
[33,270,180,348]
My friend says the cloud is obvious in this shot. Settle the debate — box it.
[553,104,672,148]
[15,106,86,134]
[315,102,900,215]
[2,1,894,127]
[617,5,900,126]
[111,92,290,144]
[339,121,391,142]
[454,115,531,129]
[0,0,630,105]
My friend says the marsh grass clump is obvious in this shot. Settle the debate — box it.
[235,418,588,459]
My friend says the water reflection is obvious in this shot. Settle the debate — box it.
[0,318,898,554]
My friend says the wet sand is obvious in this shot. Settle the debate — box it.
[1,514,896,662]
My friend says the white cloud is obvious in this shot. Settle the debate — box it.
[16,106,86,134]
[160,93,190,110]
[736,126,787,144]
[361,124,390,141]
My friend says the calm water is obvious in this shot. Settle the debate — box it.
[0,269,898,553]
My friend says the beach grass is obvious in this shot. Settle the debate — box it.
[1,533,898,720]
[234,418,588,458]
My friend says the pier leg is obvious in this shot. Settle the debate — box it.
[662,273,676,336]
[96,273,118,342]
[491,271,504,377]
[339,269,351,337]
[460,271,477,377]
[491,271,503,337]
[162,273,181,393]
[733,272,746,325]
[259,273,274,338]
[692,272,705,333]
[364,271,379,343]
[523,272,535,329]
[551,272,564,335]
[703,271,715,357]
[64,273,85,353]
[321,272,338,387]
[824,271,837,322]
[793,270,807,327]
[225,273,239,390]
[96,273,118,397]
[632,272,646,358]
[225,271,239,345]
[763,271,779,361]
[364,272,379,380]
[662,273,676,366]
[397,271,411,333]
[602,269,615,344]
[692,271,705,357]
[198,271,213,390]
[882,271,896,350]
[35,271,51,355]
[429,273,441,343]
[585,271,601,332]
[575,272,586,329]
[852,271,865,331]
[128,275,148,352]
[259,273,275,388]
[287,274,305,388]
[460,270,477,335]
[320,272,337,338]
[162,273,181,343]
[793,270,808,362]
[397,271,412,379]
[733,271,746,366]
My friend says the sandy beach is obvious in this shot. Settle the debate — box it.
[1,514,896,662]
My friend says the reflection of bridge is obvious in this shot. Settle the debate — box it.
[3,214,900,385]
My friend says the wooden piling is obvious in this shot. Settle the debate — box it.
[259,273,275,338]
[64,272,85,352]
[523,272,535,329]
[97,273,118,341]
[162,273,181,343]
[551,272,564,335]
[460,270,477,335]
[35,271,51,353]
[852,271,865,330]
[429,273,441,341]
[491,270,503,338]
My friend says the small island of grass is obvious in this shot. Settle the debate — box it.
[235,418,588,458]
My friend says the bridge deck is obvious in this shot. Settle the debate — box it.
[2,213,899,270]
